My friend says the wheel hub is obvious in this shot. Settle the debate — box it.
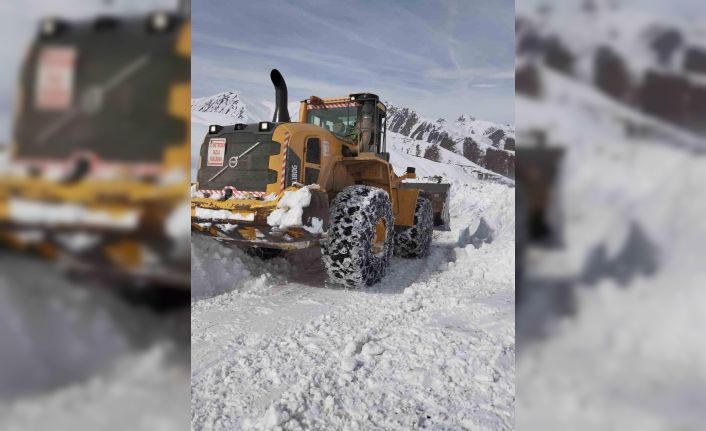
[372,217,386,256]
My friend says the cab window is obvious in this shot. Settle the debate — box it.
[305,137,321,164]
[307,107,356,139]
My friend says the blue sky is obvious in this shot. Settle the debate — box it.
[193,0,515,125]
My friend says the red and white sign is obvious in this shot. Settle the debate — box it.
[207,138,227,166]
[35,47,77,110]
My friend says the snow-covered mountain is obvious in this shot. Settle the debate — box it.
[385,105,515,177]
[516,2,706,135]
[191,91,280,125]
[516,4,706,429]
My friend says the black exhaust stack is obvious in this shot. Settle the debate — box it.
[270,69,290,123]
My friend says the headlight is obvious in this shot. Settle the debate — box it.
[148,12,172,32]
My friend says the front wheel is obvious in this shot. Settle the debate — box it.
[394,197,433,258]
[321,186,393,287]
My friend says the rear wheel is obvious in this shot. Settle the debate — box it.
[321,186,393,287]
[394,197,433,258]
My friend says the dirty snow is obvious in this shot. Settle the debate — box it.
[192,175,515,429]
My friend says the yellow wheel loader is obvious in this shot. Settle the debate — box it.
[192,69,450,287]
[0,10,191,288]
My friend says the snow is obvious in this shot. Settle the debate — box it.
[192,179,515,430]
[516,12,706,428]
[8,198,139,230]
[387,131,510,184]
[165,202,191,241]
[54,232,101,252]
[266,185,318,230]
[194,207,255,222]
[0,252,189,430]
[302,217,324,235]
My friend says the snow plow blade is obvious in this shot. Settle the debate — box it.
[0,220,191,290]
[192,223,320,251]
[400,181,451,230]
[191,187,329,251]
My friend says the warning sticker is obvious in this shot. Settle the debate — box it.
[207,138,227,166]
[322,140,330,157]
[35,47,77,110]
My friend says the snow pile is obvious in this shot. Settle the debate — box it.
[165,202,191,241]
[266,185,318,230]
[190,234,285,300]
[0,253,189,429]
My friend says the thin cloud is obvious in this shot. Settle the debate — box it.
[194,0,515,124]
[425,67,515,81]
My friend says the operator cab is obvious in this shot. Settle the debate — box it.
[300,93,387,156]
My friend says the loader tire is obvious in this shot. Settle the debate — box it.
[394,197,433,258]
[321,185,393,287]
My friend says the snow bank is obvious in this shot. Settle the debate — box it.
[165,202,191,240]
[266,185,318,230]
[0,254,189,429]
[191,234,286,300]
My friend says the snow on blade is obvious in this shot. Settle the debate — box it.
[194,207,255,222]
[266,184,319,230]
[9,198,139,229]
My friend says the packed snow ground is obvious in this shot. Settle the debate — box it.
[191,171,515,428]
[0,253,190,430]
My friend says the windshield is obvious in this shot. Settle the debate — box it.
[307,106,358,139]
